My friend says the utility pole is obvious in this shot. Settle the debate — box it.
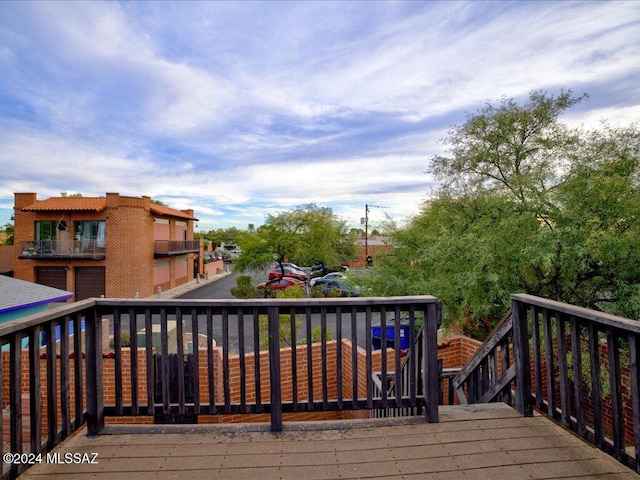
[362,204,388,267]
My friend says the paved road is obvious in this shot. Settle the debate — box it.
[177,270,240,299]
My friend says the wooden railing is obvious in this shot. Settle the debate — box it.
[371,325,426,418]
[0,296,441,479]
[452,294,640,473]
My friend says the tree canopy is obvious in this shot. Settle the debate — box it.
[233,204,356,273]
[365,90,640,338]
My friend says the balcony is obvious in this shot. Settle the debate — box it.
[1,295,638,479]
[18,240,106,260]
[154,240,200,257]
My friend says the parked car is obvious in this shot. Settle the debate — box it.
[256,277,306,295]
[311,278,360,297]
[309,264,349,279]
[309,272,347,287]
[268,265,308,281]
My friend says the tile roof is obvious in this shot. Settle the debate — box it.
[150,203,198,221]
[0,275,73,315]
[21,196,198,221]
[22,197,106,212]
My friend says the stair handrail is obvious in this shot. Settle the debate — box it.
[451,309,515,405]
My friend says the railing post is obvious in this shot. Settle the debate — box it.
[423,302,440,423]
[268,306,283,432]
[85,307,104,435]
[512,298,533,417]
[9,333,23,478]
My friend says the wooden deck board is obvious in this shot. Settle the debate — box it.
[20,404,639,480]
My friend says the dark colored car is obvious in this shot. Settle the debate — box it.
[309,264,349,279]
[311,279,360,297]
[268,265,308,281]
[256,277,305,294]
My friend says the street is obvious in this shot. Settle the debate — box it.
[177,269,240,299]
[175,269,379,354]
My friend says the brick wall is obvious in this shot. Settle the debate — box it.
[105,194,154,297]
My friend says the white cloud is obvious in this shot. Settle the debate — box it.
[0,0,638,231]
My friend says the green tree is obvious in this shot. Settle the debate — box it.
[364,90,640,338]
[430,90,585,211]
[1,222,14,245]
[234,204,355,274]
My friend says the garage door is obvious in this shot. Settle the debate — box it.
[75,266,105,300]
[36,267,67,290]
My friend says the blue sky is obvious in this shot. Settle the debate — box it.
[1,1,639,232]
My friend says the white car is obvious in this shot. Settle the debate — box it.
[309,272,347,287]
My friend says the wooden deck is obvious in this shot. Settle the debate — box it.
[20,404,638,479]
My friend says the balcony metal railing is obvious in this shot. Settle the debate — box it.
[154,240,200,256]
[18,240,106,259]
[0,296,442,479]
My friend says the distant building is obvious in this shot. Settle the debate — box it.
[345,236,393,269]
[13,192,199,299]
[0,275,72,323]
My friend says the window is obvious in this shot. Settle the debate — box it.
[74,221,106,247]
[36,221,56,241]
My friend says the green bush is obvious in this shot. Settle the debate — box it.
[230,275,260,298]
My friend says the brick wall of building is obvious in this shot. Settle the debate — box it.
[105,194,155,297]
[12,192,197,299]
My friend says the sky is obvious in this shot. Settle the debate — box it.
[1,1,639,233]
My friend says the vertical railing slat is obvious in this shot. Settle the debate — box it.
[144,308,154,415]
[423,302,440,423]
[588,322,604,448]
[253,308,262,412]
[408,305,416,408]
[380,306,388,409]
[206,308,216,414]
[366,305,373,409]
[512,298,533,417]
[238,309,246,411]
[29,326,42,456]
[305,306,313,410]
[73,313,83,427]
[85,306,104,435]
[290,307,298,411]
[222,309,231,412]
[268,306,282,432]
[350,306,359,410]
[606,327,624,461]
[113,309,123,416]
[160,308,170,415]
[191,308,200,414]
[321,307,329,409]
[628,333,640,473]
[542,309,557,419]
[531,306,543,410]
[336,306,343,410]
[569,316,586,437]
[9,333,23,478]
[46,321,57,448]
[176,307,185,415]
[129,308,139,416]
[394,306,402,409]
[59,317,71,438]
